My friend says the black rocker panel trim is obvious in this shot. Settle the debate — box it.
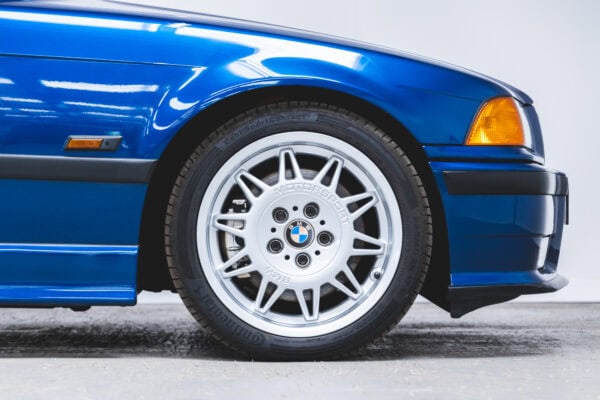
[0,154,156,183]
[443,170,568,196]
[447,274,568,318]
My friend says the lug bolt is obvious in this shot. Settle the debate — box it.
[303,203,320,219]
[267,239,284,254]
[295,253,311,268]
[272,208,289,223]
[317,231,334,246]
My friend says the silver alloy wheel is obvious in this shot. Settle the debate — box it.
[196,132,403,337]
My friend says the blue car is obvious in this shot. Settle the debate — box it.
[0,0,568,359]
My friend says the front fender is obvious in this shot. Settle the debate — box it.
[147,53,493,159]
[0,6,511,159]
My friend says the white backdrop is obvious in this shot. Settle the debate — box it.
[135,0,599,302]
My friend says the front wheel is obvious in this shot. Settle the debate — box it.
[165,102,432,359]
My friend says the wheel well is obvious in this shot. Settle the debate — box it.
[137,85,450,309]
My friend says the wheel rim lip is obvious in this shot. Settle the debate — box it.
[196,131,403,337]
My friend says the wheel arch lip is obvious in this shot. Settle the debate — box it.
[140,34,515,157]
[148,71,490,161]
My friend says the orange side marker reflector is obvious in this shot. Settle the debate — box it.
[65,137,104,150]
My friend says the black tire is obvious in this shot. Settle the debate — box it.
[165,102,432,360]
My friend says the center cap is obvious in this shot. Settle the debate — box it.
[286,219,315,248]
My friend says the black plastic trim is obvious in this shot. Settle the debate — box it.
[447,274,569,318]
[0,154,156,183]
[444,170,568,196]
[424,145,544,165]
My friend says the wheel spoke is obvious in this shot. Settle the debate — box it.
[342,191,374,206]
[352,231,386,256]
[278,148,303,182]
[313,156,343,189]
[295,288,319,322]
[222,264,257,278]
[213,219,245,238]
[255,279,285,314]
[213,213,248,222]
[278,149,287,182]
[217,251,257,278]
[342,265,363,296]
[295,289,311,321]
[235,170,269,200]
[353,231,385,248]
[350,248,385,256]
[312,288,321,321]
[217,250,248,272]
[330,266,363,300]
[255,278,269,312]
[343,191,379,220]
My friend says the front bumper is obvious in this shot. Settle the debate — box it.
[431,161,569,317]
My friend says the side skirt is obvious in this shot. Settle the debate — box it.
[0,243,137,306]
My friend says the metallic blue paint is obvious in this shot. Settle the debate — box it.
[0,244,136,305]
[431,161,567,289]
[0,2,567,310]
[0,180,146,244]
[0,6,519,159]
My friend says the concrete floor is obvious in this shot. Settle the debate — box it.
[0,302,597,399]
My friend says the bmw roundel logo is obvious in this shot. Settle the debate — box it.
[286,220,314,248]
[291,225,309,244]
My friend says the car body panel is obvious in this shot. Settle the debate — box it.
[0,5,524,157]
[0,179,146,244]
[0,243,136,306]
[432,162,566,279]
[0,1,567,312]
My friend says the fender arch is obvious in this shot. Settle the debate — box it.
[137,85,450,311]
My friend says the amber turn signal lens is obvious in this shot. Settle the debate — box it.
[65,138,103,150]
[465,97,524,146]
